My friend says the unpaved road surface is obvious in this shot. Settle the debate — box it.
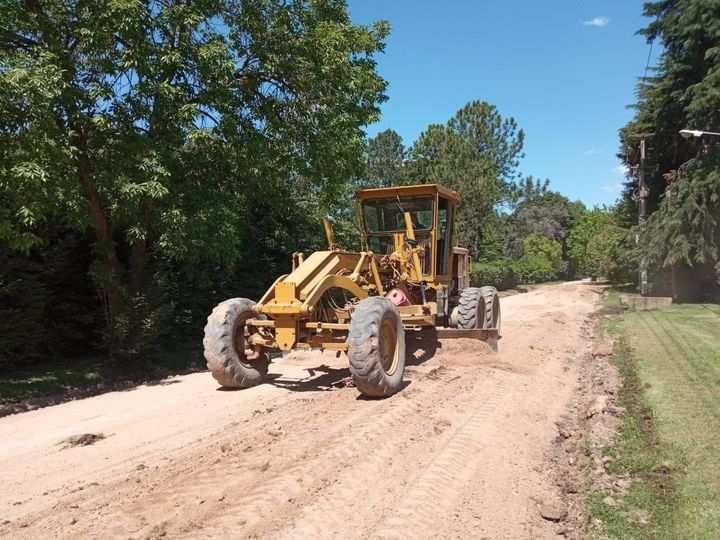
[0,282,601,539]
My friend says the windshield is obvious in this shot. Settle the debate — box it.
[362,196,434,233]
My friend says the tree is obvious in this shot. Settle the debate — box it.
[643,153,720,297]
[505,188,585,271]
[0,0,389,357]
[617,0,720,298]
[522,234,562,273]
[567,209,615,276]
[507,176,550,205]
[362,129,405,187]
[405,101,525,256]
[513,234,562,284]
[585,225,634,282]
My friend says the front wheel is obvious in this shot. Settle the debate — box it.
[347,297,406,397]
[457,287,501,330]
[203,298,269,388]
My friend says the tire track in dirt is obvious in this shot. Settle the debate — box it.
[1,385,299,525]
[78,392,380,538]
[175,367,471,539]
[10,388,373,539]
[266,369,502,540]
[50,365,456,539]
[1,281,602,540]
[369,378,508,540]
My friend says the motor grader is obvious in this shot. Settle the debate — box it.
[203,184,501,397]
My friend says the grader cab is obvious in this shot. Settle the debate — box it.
[203,184,501,397]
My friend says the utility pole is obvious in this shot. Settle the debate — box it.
[628,133,654,296]
[637,136,650,296]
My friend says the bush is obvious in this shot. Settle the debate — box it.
[513,254,558,284]
[471,258,518,290]
[0,232,102,370]
[582,225,637,282]
[522,234,563,273]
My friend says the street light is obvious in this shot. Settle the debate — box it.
[679,129,720,139]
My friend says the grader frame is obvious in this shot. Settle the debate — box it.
[203,184,501,397]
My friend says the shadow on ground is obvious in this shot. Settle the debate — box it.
[265,327,441,394]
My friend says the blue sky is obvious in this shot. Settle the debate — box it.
[348,0,659,207]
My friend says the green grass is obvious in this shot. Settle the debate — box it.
[0,343,204,413]
[590,299,720,539]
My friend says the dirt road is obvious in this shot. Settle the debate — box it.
[0,282,601,540]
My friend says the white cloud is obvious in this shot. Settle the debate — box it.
[602,183,623,194]
[583,16,610,28]
[583,148,599,156]
[614,165,629,177]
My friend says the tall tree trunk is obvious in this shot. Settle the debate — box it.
[75,131,121,344]
[129,195,154,297]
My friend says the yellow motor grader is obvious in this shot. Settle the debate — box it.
[203,184,501,397]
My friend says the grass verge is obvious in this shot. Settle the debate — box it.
[589,297,720,539]
[0,343,204,416]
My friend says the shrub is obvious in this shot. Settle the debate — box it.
[471,258,518,290]
[513,254,558,284]
[522,234,563,273]
[583,225,637,282]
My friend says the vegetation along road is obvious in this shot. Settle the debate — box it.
[0,282,603,540]
[587,301,720,539]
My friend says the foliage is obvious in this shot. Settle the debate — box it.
[617,0,720,296]
[361,129,405,188]
[0,232,101,369]
[644,156,720,271]
[522,234,563,273]
[512,255,556,285]
[642,154,720,297]
[0,0,388,360]
[405,100,524,255]
[586,226,636,282]
[470,258,518,290]
[568,209,615,275]
[508,234,563,284]
[567,208,637,282]
[505,185,585,261]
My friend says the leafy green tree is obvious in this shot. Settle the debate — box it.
[505,187,585,274]
[361,129,405,188]
[617,0,716,220]
[508,234,563,285]
[0,0,388,357]
[522,234,563,273]
[617,0,720,297]
[585,225,634,282]
[405,101,524,256]
[567,209,615,276]
[643,154,720,295]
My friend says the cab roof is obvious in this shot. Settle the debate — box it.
[356,183,460,203]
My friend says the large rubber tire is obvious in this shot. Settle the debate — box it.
[347,297,406,397]
[203,298,269,388]
[457,286,500,330]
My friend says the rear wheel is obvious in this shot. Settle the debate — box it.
[203,298,269,388]
[457,287,500,330]
[347,297,406,397]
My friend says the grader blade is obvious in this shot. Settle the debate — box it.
[435,328,501,352]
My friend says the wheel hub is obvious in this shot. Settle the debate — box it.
[380,316,399,375]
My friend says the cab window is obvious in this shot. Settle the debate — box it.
[362,197,434,233]
[436,197,453,275]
